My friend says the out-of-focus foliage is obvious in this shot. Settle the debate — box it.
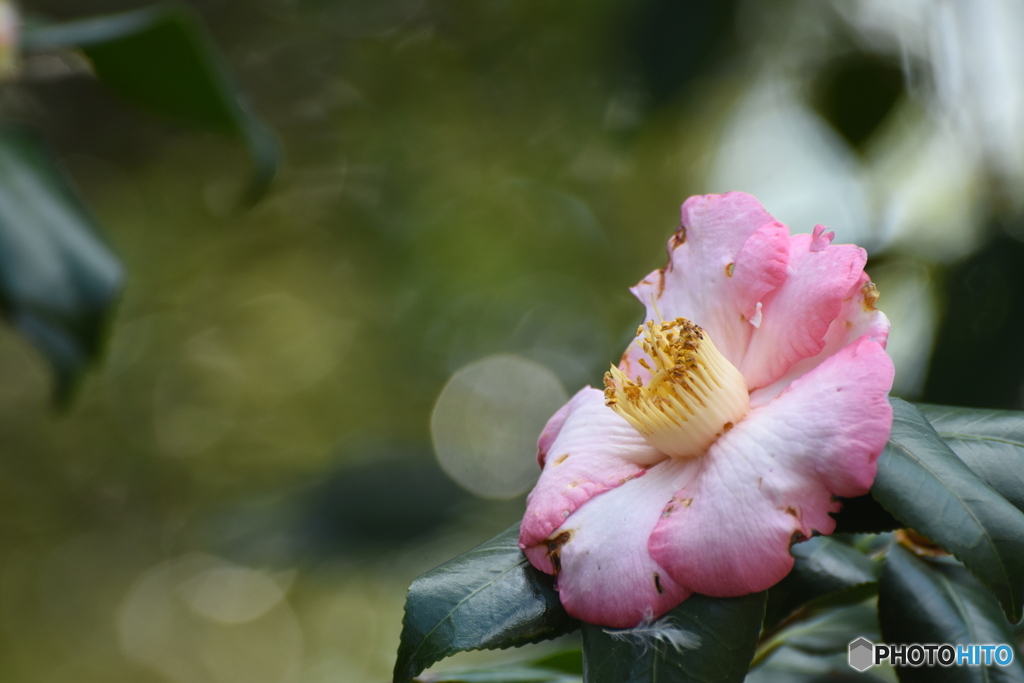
[22,2,280,202]
[0,0,279,400]
[4,0,1024,682]
[0,124,121,398]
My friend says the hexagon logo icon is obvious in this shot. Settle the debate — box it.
[849,637,874,671]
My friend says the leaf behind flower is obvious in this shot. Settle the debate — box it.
[872,398,1024,623]
[917,403,1024,513]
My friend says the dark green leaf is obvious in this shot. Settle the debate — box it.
[0,125,122,399]
[879,544,1024,682]
[871,398,1024,623]
[763,603,880,657]
[22,3,278,204]
[917,403,1024,513]
[394,524,577,683]
[581,592,766,683]
[529,648,583,675]
[746,648,889,683]
[764,536,880,629]
[418,666,581,683]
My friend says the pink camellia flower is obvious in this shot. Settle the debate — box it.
[518,192,894,628]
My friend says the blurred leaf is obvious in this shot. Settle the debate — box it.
[418,666,581,683]
[22,3,279,204]
[529,648,583,675]
[0,124,122,399]
[871,398,1024,623]
[580,592,765,683]
[394,524,578,683]
[879,544,1024,682]
[917,403,1024,513]
[762,603,880,658]
[745,648,890,683]
[764,536,880,630]
[811,52,904,150]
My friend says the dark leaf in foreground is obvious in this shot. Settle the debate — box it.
[417,666,580,683]
[871,398,1024,623]
[918,403,1024,513]
[581,592,765,683]
[394,524,577,683]
[0,125,122,399]
[879,543,1024,683]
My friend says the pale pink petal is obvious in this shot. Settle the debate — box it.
[649,337,894,597]
[519,387,665,554]
[750,271,890,407]
[630,192,789,367]
[533,458,699,628]
[536,391,578,468]
[740,228,867,390]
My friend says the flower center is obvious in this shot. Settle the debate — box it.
[603,318,749,459]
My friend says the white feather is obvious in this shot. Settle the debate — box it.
[604,612,701,655]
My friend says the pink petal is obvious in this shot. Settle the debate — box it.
[519,387,665,554]
[649,336,894,597]
[739,230,867,390]
[534,459,699,628]
[630,192,789,368]
[750,271,889,407]
[536,392,577,468]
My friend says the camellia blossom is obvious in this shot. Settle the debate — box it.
[519,192,894,628]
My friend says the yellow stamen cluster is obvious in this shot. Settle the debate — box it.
[604,318,749,459]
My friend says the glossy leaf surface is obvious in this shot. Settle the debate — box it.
[871,398,1024,623]
[879,544,1024,682]
[417,667,581,683]
[581,592,765,683]
[918,403,1024,513]
[394,524,577,683]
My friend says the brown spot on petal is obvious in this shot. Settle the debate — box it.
[640,269,667,295]
[547,531,573,574]
[723,421,734,432]
[783,506,800,519]
[725,262,735,277]
[681,497,693,508]
[554,453,570,465]
[671,224,687,249]
[861,281,880,311]
[654,573,664,594]
[757,477,763,490]
[662,505,674,518]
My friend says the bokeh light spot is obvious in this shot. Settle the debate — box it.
[431,354,568,499]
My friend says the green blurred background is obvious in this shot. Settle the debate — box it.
[4,0,1024,680]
